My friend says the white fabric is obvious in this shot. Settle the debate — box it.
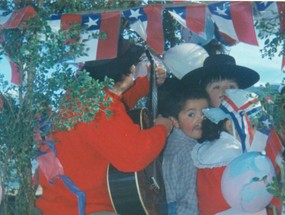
[191,132,243,168]
[202,107,231,124]
[248,130,268,152]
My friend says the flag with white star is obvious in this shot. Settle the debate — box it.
[47,14,61,33]
[49,11,121,63]
[166,5,215,46]
[123,5,164,54]
[208,1,258,46]
[167,5,212,36]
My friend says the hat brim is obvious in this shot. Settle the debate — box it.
[83,44,145,81]
[119,44,145,68]
[181,64,260,89]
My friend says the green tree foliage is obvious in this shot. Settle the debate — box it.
[0,1,136,214]
[255,5,285,206]
[255,3,285,61]
[0,1,184,214]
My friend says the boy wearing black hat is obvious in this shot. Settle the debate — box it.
[36,38,173,215]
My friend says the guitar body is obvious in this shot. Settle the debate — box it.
[107,108,168,215]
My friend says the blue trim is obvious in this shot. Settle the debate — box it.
[45,140,57,156]
[167,202,177,215]
[58,175,86,215]
[38,140,86,214]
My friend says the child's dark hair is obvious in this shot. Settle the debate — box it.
[198,118,228,143]
[161,88,209,119]
[199,72,239,90]
[202,39,226,56]
[83,59,135,83]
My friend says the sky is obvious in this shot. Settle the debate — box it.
[228,41,284,86]
[0,56,14,85]
[0,38,284,88]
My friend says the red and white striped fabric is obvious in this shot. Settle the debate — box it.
[265,129,284,174]
[265,129,284,214]
[2,6,36,29]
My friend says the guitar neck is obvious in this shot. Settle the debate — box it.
[145,49,158,121]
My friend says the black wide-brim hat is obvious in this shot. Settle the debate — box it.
[82,38,145,82]
[181,54,260,89]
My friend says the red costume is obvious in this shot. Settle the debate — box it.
[192,130,276,215]
[36,77,168,215]
[192,132,241,214]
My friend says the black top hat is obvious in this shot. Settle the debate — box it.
[82,37,145,82]
[181,54,260,89]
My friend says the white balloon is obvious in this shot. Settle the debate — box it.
[163,43,209,79]
[221,152,275,213]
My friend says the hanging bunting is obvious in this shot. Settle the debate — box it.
[208,1,258,46]
[0,10,12,28]
[1,3,285,73]
[47,14,61,33]
[123,5,164,54]
[62,12,121,62]
[167,5,207,35]
[166,5,215,45]
[2,6,36,29]
[0,7,36,85]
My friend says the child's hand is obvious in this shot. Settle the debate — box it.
[155,64,167,86]
[146,62,167,86]
[154,115,173,135]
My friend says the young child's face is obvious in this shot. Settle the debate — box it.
[206,79,238,107]
[173,98,209,140]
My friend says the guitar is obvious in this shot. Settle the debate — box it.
[107,51,168,215]
[107,108,167,215]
